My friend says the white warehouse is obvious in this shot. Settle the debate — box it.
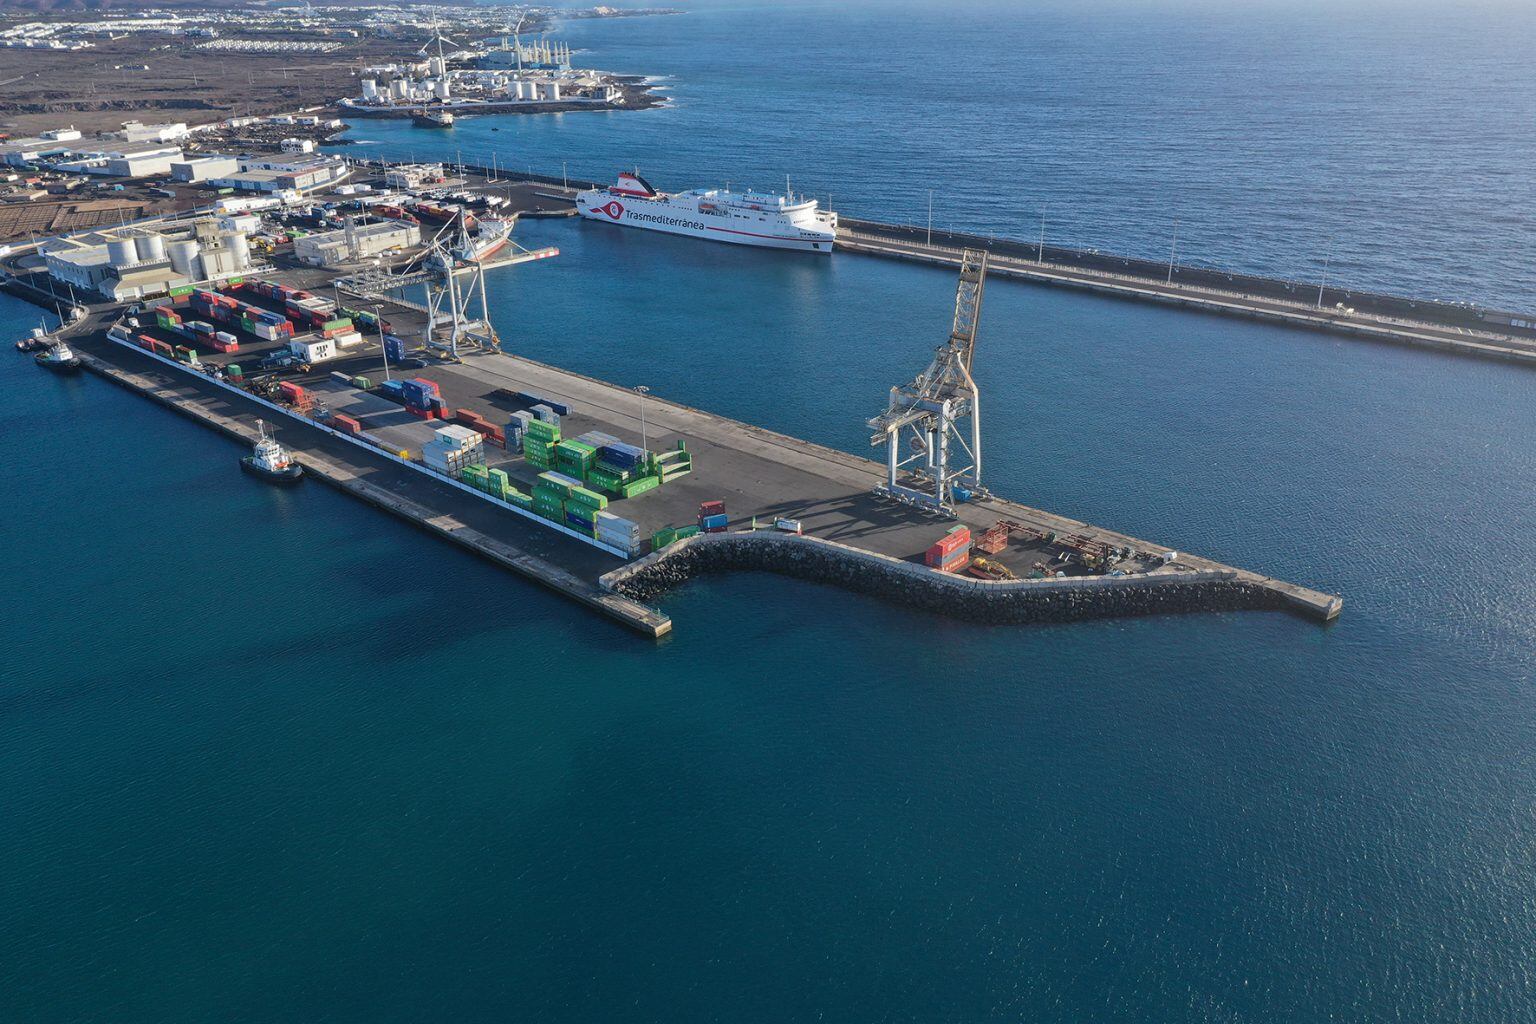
[293,219,421,267]
[171,154,240,182]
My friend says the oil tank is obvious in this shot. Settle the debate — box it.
[361,78,379,101]
[135,232,166,262]
[434,78,450,101]
[106,237,138,268]
[543,81,561,102]
[166,238,201,277]
[389,78,408,100]
[222,232,251,271]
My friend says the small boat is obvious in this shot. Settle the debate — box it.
[35,340,82,374]
[15,325,52,353]
[240,419,304,485]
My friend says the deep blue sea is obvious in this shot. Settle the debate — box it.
[5,3,1536,1022]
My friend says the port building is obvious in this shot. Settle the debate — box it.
[41,220,255,300]
[171,155,241,182]
[293,219,421,267]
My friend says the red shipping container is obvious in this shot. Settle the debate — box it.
[279,382,306,401]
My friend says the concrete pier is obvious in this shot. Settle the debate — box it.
[67,319,1341,633]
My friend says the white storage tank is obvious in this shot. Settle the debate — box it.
[222,232,251,271]
[166,238,201,277]
[434,78,451,101]
[106,237,138,268]
[135,232,166,263]
[542,81,561,101]
[361,78,379,101]
[389,78,408,100]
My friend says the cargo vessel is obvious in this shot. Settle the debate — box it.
[454,217,514,262]
[240,420,304,485]
[411,109,455,129]
[575,172,838,253]
[34,340,81,374]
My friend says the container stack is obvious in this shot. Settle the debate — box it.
[452,408,506,448]
[506,410,534,449]
[925,525,972,572]
[401,378,442,418]
[522,418,560,470]
[424,424,485,475]
[532,470,580,523]
[698,500,728,534]
[595,511,642,554]
[555,439,598,479]
[530,404,560,430]
[563,484,608,535]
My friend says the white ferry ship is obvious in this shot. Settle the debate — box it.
[575,172,837,253]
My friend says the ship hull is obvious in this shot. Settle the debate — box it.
[575,194,834,253]
[240,457,305,485]
[35,355,81,374]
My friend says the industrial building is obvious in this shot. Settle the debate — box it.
[41,221,254,301]
[119,120,189,144]
[171,154,241,182]
[383,163,445,190]
[206,155,349,195]
[293,219,421,267]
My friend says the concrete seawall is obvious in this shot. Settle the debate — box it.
[602,531,1312,625]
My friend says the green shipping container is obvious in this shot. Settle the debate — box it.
[351,376,372,389]
[568,487,608,510]
[169,285,194,297]
[322,318,353,332]
[652,528,677,549]
[674,525,700,540]
[620,475,660,499]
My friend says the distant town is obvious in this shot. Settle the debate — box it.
[0,3,674,240]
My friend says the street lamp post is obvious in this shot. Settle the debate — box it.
[926,189,933,247]
[635,385,651,451]
[1166,218,1180,285]
[376,304,391,381]
[1317,252,1331,309]
[1037,210,1046,265]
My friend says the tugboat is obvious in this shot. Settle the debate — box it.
[34,339,82,374]
[240,419,304,485]
[15,325,52,353]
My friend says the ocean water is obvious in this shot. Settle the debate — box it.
[341,0,1536,311]
[7,3,1536,1022]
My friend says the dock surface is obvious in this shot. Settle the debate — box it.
[69,316,1342,632]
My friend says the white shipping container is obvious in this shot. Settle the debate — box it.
[331,330,364,348]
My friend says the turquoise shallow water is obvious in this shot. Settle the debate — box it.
[6,2,1536,1021]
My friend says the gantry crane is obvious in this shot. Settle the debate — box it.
[867,248,989,517]
[334,223,557,359]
